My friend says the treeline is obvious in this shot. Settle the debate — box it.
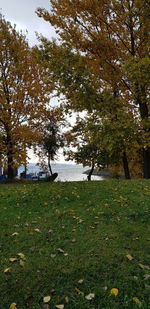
[0,0,150,180]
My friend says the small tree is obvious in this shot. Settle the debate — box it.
[37,110,65,177]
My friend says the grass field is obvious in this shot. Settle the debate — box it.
[0,180,150,309]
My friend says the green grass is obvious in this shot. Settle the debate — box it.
[0,180,150,309]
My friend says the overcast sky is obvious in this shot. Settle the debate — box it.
[0,0,56,45]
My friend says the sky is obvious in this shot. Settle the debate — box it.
[0,0,73,163]
[0,0,56,46]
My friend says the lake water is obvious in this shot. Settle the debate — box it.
[18,163,103,182]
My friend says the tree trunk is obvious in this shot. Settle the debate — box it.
[87,163,94,181]
[143,148,150,179]
[48,156,53,176]
[7,151,14,180]
[138,93,150,178]
[122,152,131,179]
[6,131,14,180]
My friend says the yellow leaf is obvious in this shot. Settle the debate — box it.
[56,305,64,309]
[85,293,95,300]
[78,279,84,284]
[110,288,119,296]
[126,254,133,261]
[132,297,142,306]
[9,258,17,262]
[43,296,51,303]
[65,296,69,303]
[75,287,84,296]
[19,260,25,267]
[10,303,17,309]
[139,263,150,270]
[18,253,25,260]
[4,267,11,273]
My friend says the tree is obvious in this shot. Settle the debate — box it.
[36,108,65,177]
[0,16,51,179]
[36,39,142,179]
[37,0,150,177]
[65,114,110,180]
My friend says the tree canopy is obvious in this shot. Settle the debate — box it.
[0,16,51,178]
[36,0,150,178]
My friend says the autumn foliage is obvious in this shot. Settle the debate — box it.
[0,16,51,178]
[37,0,150,178]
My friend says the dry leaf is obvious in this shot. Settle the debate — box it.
[110,288,119,296]
[126,254,133,261]
[139,263,150,270]
[19,259,25,267]
[50,254,56,258]
[65,296,69,303]
[9,258,17,262]
[10,303,17,309]
[11,232,19,236]
[18,253,25,260]
[4,267,11,273]
[57,248,64,253]
[64,253,68,256]
[101,286,108,291]
[78,279,84,284]
[75,288,84,296]
[132,297,142,307]
[34,228,41,233]
[43,296,51,303]
[55,305,64,309]
[85,293,95,300]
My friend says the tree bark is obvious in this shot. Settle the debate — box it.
[48,156,53,176]
[87,163,94,181]
[137,90,150,178]
[6,130,14,180]
[143,148,150,179]
[7,151,14,180]
[122,151,131,179]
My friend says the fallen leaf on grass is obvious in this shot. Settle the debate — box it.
[11,232,19,236]
[64,253,68,256]
[85,293,95,300]
[18,253,25,260]
[132,297,142,307]
[126,254,133,261]
[19,259,25,267]
[139,263,150,270]
[78,279,84,284]
[10,303,17,309]
[71,239,76,243]
[65,296,69,303]
[4,267,12,273]
[101,286,108,291]
[110,288,119,296]
[9,258,17,262]
[50,254,56,259]
[75,287,84,296]
[57,248,64,253]
[56,304,64,309]
[34,228,41,233]
[43,296,51,303]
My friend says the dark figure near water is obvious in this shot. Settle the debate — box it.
[47,173,58,182]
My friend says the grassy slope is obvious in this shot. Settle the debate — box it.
[0,180,150,309]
